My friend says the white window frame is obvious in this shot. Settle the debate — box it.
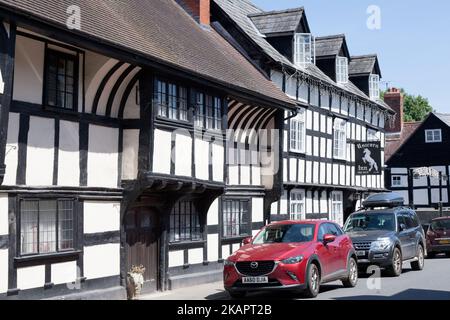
[333,118,347,160]
[290,189,306,221]
[336,57,348,83]
[290,109,306,153]
[391,175,402,187]
[330,191,343,225]
[369,74,380,100]
[294,33,315,68]
[425,129,442,143]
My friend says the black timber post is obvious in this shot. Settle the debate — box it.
[137,71,154,173]
[0,22,16,185]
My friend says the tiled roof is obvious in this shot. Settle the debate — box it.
[385,122,421,161]
[435,113,450,127]
[0,0,295,107]
[248,7,304,35]
[315,34,345,57]
[349,55,378,76]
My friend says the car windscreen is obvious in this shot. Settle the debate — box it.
[431,219,450,230]
[252,224,315,244]
[344,213,396,232]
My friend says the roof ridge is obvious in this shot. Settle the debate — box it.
[316,34,346,40]
[351,54,377,59]
[248,7,304,17]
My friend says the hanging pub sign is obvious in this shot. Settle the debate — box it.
[355,142,382,175]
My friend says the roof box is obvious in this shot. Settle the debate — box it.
[362,193,405,208]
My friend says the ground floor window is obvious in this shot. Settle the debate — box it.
[222,199,250,238]
[330,191,343,226]
[169,200,202,243]
[20,199,75,255]
[290,190,305,220]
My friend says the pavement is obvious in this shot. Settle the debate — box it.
[140,255,450,300]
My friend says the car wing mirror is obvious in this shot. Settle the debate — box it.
[242,237,253,245]
[323,234,336,244]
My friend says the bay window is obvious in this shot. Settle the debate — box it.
[294,33,315,68]
[195,92,222,130]
[333,118,347,160]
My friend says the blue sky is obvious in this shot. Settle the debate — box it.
[253,0,449,113]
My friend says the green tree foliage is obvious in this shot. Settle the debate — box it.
[381,89,434,122]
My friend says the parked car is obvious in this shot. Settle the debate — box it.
[426,217,450,258]
[343,193,426,277]
[223,220,358,299]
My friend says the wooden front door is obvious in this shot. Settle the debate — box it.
[125,208,160,293]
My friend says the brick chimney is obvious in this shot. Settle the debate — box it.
[177,0,210,25]
[384,88,404,134]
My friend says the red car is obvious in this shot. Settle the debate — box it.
[426,217,450,258]
[223,220,358,299]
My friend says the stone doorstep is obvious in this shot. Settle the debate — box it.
[168,269,223,291]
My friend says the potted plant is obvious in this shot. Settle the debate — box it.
[126,265,146,300]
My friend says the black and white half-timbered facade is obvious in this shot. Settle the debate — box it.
[212,0,395,227]
[0,0,296,299]
[386,112,450,210]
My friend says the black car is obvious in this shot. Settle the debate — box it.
[343,193,426,277]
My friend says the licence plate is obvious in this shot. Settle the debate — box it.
[439,240,450,244]
[242,277,268,284]
[356,250,366,257]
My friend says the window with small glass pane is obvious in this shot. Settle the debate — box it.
[195,92,222,130]
[425,129,442,143]
[333,118,347,159]
[20,199,75,255]
[330,192,343,224]
[369,74,380,100]
[222,199,250,238]
[169,200,202,243]
[294,33,315,67]
[290,109,306,153]
[336,57,348,83]
[290,190,305,221]
[45,50,77,110]
[155,78,188,121]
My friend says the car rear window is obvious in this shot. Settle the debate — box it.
[431,219,450,230]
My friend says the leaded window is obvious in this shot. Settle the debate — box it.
[155,79,188,121]
[169,200,202,243]
[222,199,250,238]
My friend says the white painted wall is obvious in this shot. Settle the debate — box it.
[221,245,231,259]
[252,198,264,223]
[84,243,120,279]
[0,194,8,236]
[188,248,203,265]
[212,144,224,182]
[26,116,54,186]
[84,201,120,234]
[13,36,45,104]
[4,113,19,185]
[51,261,77,285]
[175,133,192,177]
[88,125,119,188]
[195,138,209,181]
[207,234,219,262]
[17,265,45,290]
[207,199,219,226]
[58,120,79,186]
[152,129,172,175]
[0,249,7,294]
[413,189,429,205]
[122,129,139,180]
[168,250,184,268]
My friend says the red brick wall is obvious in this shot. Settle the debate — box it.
[384,88,404,133]
[179,0,210,25]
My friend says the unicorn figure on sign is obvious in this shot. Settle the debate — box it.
[362,148,379,173]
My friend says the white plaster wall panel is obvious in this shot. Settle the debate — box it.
[17,265,45,290]
[58,120,79,186]
[431,189,448,204]
[0,194,8,236]
[252,198,264,223]
[320,115,326,133]
[313,137,319,157]
[390,175,407,188]
[252,166,261,186]
[351,167,355,186]
[313,191,319,214]
[306,136,312,155]
[96,63,130,116]
[320,191,327,213]
[356,175,361,187]
[356,124,361,141]
[397,191,409,205]
[212,144,224,182]
[351,123,356,140]
[195,138,209,181]
[207,234,219,262]
[413,175,428,187]
[232,243,240,253]
[282,158,288,182]
[13,36,44,104]
[362,176,367,188]
[313,112,319,131]
[153,129,172,175]
[361,126,367,142]
[340,165,346,185]
[346,143,351,162]
[84,201,120,234]
[26,116,54,186]
[222,245,231,259]
[351,144,355,162]
[271,201,278,215]
[51,261,77,285]
[241,165,250,185]
[280,193,288,215]
[391,168,408,174]
[207,199,219,226]
[327,117,333,135]
[188,248,203,265]
[84,243,120,279]
[298,159,306,183]
[298,82,308,103]
[169,250,184,267]
[346,166,351,187]
[270,70,283,90]
[326,163,332,185]
[121,129,139,180]
[413,189,429,205]
[283,129,288,152]
[88,125,119,188]
[0,250,7,293]
[381,151,385,168]
[313,162,319,184]
[430,166,446,186]
[306,161,312,183]
[289,158,297,182]
[123,83,140,119]
[306,110,313,130]
[320,138,326,158]
[4,112,20,185]
[175,133,192,177]
[306,191,313,214]
[285,76,296,99]
[320,162,326,184]
[333,164,339,185]
[380,132,385,148]
[326,139,332,158]
[229,165,239,185]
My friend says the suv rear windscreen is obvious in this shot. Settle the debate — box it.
[344,212,396,232]
[431,219,450,231]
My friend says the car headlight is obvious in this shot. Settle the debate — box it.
[371,238,392,251]
[224,259,235,266]
[280,255,304,264]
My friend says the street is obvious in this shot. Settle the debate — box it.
[141,255,450,300]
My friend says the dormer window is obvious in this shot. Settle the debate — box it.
[294,33,315,68]
[425,129,442,143]
[336,57,348,83]
[369,74,380,100]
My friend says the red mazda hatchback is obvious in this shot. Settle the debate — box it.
[223,220,358,299]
